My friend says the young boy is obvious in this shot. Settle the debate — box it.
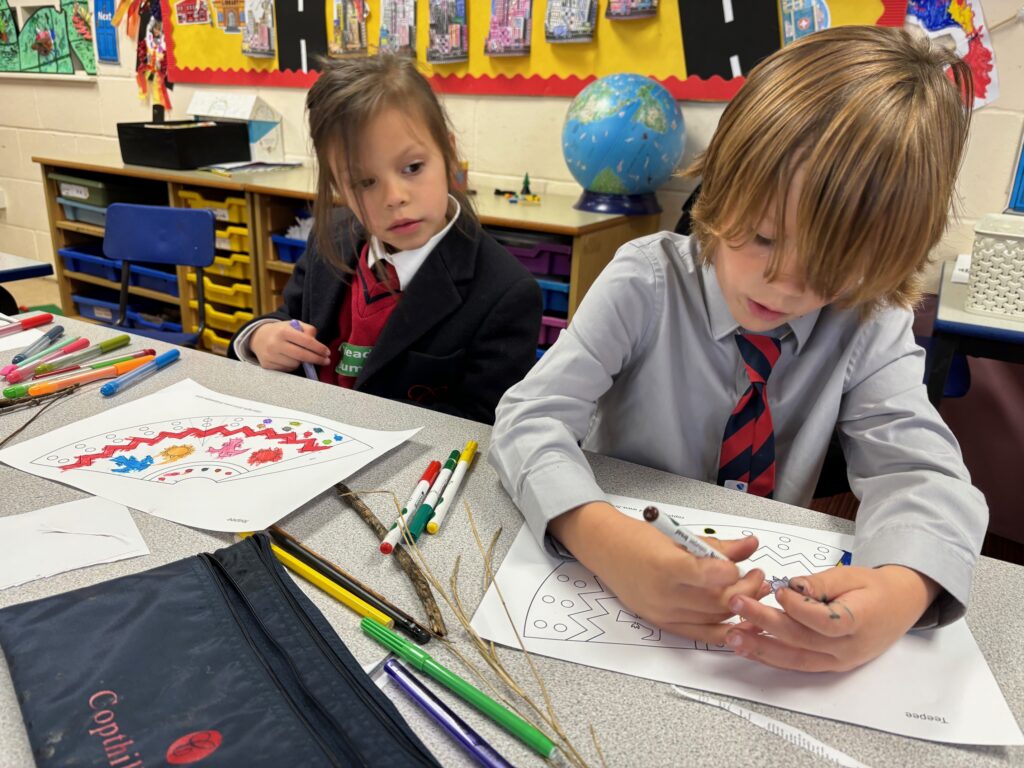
[489,25,988,673]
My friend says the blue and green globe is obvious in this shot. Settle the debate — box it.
[562,73,686,214]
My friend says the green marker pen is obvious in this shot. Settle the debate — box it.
[361,618,559,759]
[406,449,461,541]
[33,334,130,374]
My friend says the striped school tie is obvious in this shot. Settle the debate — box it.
[717,334,782,498]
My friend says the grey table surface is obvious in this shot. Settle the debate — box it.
[0,320,1021,768]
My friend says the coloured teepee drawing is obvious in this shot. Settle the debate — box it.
[0,379,418,532]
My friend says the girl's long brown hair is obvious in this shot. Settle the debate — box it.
[306,55,474,271]
[685,25,973,314]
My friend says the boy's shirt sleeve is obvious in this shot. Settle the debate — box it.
[838,308,988,628]
[489,240,661,556]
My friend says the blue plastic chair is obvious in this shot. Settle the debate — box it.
[103,203,216,347]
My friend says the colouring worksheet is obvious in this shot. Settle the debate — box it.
[471,495,1024,746]
[0,379,419,532]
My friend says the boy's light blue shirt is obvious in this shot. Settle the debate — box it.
[489,232,988,628]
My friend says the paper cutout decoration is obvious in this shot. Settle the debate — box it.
[380,0,416,55]
[426,0,467,63]
[485,0,531,56]
[211,0,243,32]
[276,0,327,73]
[330,0,369,57]
[780,0,829,45]
[95,0,120,62]
[605,0,655,20]
[906,0,999,109]
[242,0,275,57]
[545,0,595,43]
[135,0,170,108]
[175,0,211,26]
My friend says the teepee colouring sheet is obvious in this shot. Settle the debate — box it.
[0,379,419,533]
[471,495,1024,746]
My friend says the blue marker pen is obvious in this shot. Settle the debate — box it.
[11,325,64,365]
[289,319,320,381]
[100,349,180,397]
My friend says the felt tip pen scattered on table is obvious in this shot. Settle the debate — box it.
[34,348,155,380]
[380,460,442,555]
[289,319,320,381]
[426,441,477,535]
[10,325,64,365]
[4,338,89,384]
[100,349,180,397]
[362,618,558,760]
[1,334,81,380]
[0,312,52,338]
[383,659,515,768]
[33,334,130,374]
[268,526,432,645]
[404,449,461,543]
[642,505,753,578]
[26,356,154,397]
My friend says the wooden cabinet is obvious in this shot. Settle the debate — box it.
[34,153,659,357]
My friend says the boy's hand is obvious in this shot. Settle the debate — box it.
[250,320,331,372]
[725,565,940,672]
[549,502,769,644]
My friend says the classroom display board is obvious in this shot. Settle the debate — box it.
[162,0,905,98]
[0,0,98,75]
[472,495,1024,746]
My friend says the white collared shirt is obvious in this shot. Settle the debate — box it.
[366,196,461,289]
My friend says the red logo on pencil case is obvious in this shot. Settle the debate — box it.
[166,730,223,764]
[407,384,448,405]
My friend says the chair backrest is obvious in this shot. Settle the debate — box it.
[103,204,217,348]
[104,204,216,267]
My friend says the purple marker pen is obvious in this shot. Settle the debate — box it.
[383,659,515,768]
[289,319,320,381]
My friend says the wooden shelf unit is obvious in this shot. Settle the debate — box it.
[35,153,660,355]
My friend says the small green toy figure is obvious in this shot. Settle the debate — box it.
[520,173,531,195]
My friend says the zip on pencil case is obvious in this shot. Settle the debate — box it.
[0,532,440,768]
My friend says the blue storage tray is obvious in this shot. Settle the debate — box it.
[271,234,307,264]
[57,196,108,226]
[72,292,121,324]
[72,292,182,332]
[129,308,182,333]
[536,278,570,314]
[129,264,179,296]
[59,244,121,281]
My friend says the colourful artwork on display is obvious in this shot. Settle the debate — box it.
[175,0,212,25]
[161,0,904,98]
[545,0,595,44]
[379,0,415,55]
[426,0,466,63]
[906,0,999,109]
[329,0,369,56]
[242,0,276,55]
[0,0,96,74]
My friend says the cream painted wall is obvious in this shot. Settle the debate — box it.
[1,3,1023,295]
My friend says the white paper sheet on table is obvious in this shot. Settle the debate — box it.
[0,497,149,589]
[471,494,1024,746]
[0,313,44,354]
[0,379,419,532]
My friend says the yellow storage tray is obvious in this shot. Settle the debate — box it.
[199,327,231,356]
[187,273,254,309]
[188,300,254,334]
[215,225,250,254]
[179,189,249,225]
[206,252,251,280]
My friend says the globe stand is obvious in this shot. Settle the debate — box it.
[574,190,662,216]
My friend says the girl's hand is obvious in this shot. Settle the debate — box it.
[549,502,769,644]
[725,565,940,672]
[251,321,332,372]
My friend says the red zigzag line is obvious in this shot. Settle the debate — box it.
[60,425,332,471]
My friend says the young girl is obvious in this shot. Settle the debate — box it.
[230,55,542,425]
[490,26,988,672]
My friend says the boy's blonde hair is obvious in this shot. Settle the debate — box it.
[685,25,973,313]
[305,55,473,272]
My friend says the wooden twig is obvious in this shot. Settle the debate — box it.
[335,481,447,638]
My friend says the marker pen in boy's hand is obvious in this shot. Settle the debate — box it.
[100,349,180,397]
[289,319,320,381]
[642,505,753,578]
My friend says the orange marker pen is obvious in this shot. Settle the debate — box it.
[26,355,155,396]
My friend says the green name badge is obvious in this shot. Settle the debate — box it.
[336,343,372,378]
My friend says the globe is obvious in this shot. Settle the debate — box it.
[562,73,686,215]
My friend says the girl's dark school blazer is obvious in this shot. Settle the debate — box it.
[230,212,543,425]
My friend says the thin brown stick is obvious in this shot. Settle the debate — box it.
[335,482,447,638]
